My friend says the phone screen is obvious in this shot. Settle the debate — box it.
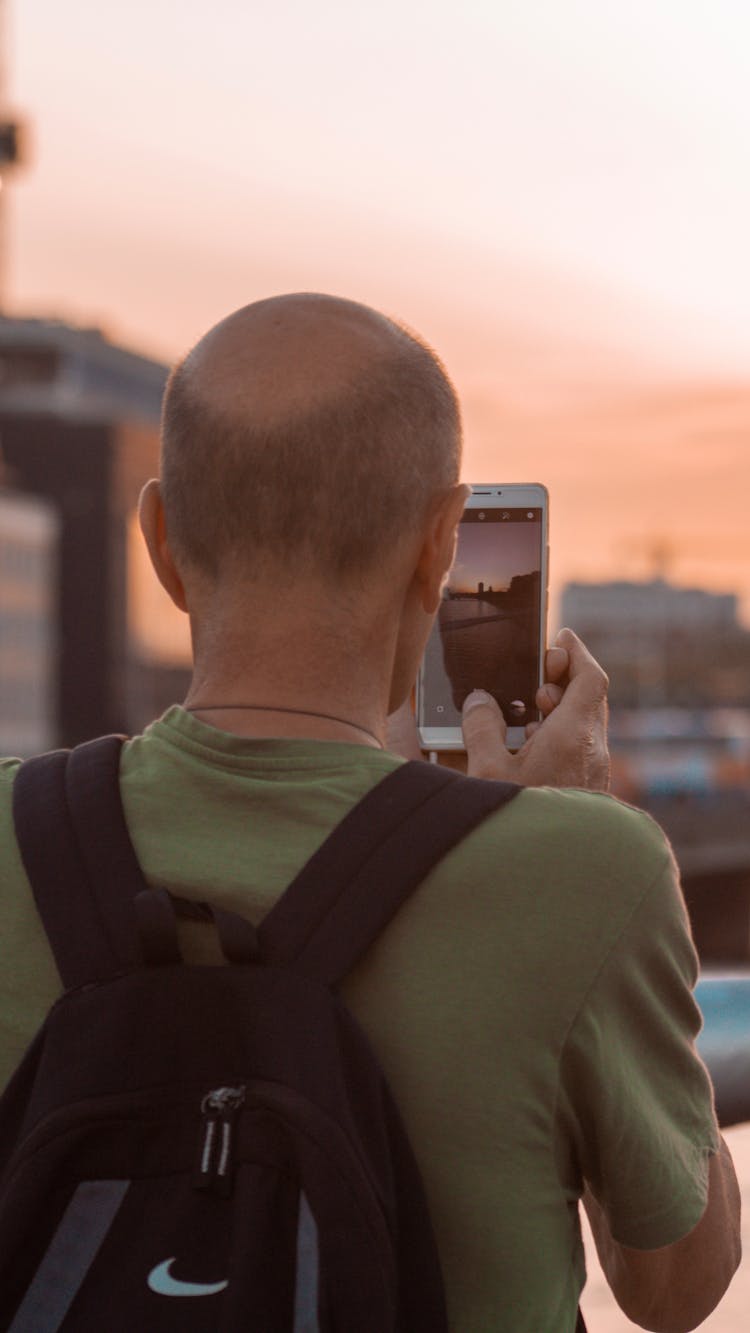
[420,505,545,733]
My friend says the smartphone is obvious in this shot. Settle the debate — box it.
[416,484,549,751]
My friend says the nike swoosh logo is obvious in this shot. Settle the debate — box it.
[147,1257,228,1297]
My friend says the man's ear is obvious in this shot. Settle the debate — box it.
[138,479,189,613]
[414,483,471,614]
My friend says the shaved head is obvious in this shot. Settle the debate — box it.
[160,293,461,582]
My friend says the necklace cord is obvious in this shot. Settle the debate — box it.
[184,702,383,749]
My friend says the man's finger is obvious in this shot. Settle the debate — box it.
[461,691,511,780]
[544,644,569,684]
[536,682,563,717]
[553,627,609,705]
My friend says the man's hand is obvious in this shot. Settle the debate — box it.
[387,628,610,790]
[461,628,610,790]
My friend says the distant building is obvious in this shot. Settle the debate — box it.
[604,708,750,965]
[0,316,190,746]
[561,578,750,708]
[0,490,58,755]
[0,317,166,418]
[562,579,738,633]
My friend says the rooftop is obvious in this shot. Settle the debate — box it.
[0,315,169,422]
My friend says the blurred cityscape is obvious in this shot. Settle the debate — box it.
[0,315,190,753]
[0,0,748,980]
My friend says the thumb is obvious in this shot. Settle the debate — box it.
[462,691,511,780]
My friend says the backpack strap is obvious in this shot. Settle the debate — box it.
[12,736,147,989]
[13,739,519,995]
[260,761,520,988]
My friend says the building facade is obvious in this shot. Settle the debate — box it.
[0,489,58,755]
[561,578,750,708]
[0,317,190,747]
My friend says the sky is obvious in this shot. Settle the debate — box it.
[4,0,750,633]
[450,519,542,594]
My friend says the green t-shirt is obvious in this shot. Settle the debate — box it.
[0,707,719,1332]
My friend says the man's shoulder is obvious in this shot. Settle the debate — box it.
[0,754,44,908]
[0,757,23,829]
[484,783,671,867]
[0,755,22,784]
[444,784,677,943]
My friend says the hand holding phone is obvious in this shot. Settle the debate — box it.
[416,484,548,751]
[461,629,610,790]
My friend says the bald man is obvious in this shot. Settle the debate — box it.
[0,295,740,1331]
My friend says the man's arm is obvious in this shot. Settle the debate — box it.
[583,1136,741,1332]
[388,629,742,1328]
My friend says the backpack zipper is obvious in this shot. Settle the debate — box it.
[195,1085,246,1195]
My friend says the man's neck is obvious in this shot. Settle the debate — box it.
[182,575,408,749]
[183,698,385,749]
[184,624,395,749]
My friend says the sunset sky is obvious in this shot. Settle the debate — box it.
[450,520,542,595]
[4,0,750,631]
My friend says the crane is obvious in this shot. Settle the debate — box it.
[0,0,26,308]
[615,535,749,583]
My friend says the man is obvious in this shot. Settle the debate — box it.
[0,293,740,1330]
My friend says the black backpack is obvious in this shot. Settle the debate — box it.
[0,737,522,1333]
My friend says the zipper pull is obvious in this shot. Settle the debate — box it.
[194,1085,246,1194]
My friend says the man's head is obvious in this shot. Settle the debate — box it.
[158,293,462,586]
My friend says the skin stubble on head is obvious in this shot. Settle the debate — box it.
[139,293,466,747]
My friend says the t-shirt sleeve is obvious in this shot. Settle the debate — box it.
[557,839,720,1251]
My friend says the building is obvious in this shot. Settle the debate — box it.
[560,578,750,708]
[0,489,58,755]
[0,316,190,747]
[562,579,738,635]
